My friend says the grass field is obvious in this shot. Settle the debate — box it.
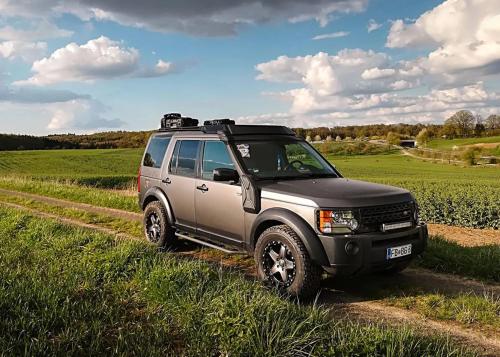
[0,148,141,188]
[0,206,475,356]
[425,136,500,151]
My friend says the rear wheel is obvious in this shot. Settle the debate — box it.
[143,201,175,249]
[254,225,322,299]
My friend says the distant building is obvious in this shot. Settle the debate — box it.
[400,139,416,148]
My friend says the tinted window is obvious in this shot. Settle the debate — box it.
[202,141,235,180]
[170,140,200,177]
[143,136,171,168]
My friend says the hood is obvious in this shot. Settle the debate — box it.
[258,178,412,208]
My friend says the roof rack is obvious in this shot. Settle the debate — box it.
[160,113,199,130]
[157,113,295,137]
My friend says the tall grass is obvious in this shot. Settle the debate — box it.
[0,176,139,212]
[0,207,474,356]
[416,236,500,282]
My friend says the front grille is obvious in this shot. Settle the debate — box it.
[359,201,414,233]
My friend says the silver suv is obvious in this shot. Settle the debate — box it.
[138,114,428,298]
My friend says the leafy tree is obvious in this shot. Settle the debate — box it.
[485,114,500,130]
[461,147,480,166]
[445,110,475,137]
[386,131,401,146]
[416,128,430,147]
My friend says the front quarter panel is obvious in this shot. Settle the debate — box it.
[249,206,329,266]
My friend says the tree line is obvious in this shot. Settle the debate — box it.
[0,131,153,151]
[293,111,500,141]
[0,111,498,151]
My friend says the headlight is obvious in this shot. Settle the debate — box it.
[318,210,359,234]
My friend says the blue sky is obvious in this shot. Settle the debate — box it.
[1,0,499,134]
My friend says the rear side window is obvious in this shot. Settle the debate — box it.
[202,141,235,180]
[143,136,171,168]
[170,140,201,177]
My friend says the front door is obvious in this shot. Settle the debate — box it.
[195,140,245,242]
[164,139,201,229]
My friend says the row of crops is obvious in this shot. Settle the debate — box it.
[372,179,499,229]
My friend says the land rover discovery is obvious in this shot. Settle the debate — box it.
[138,113,428,298]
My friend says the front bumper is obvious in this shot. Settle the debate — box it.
[318,224,428,276]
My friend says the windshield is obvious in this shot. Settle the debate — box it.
[232,139,339,180]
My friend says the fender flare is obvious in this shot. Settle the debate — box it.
[141,187,175,225]
[250,207,329,266]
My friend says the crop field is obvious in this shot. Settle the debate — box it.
[0,147,499,355]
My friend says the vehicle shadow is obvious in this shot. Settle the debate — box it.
[317,266,500,306]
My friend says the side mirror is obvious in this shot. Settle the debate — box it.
[213,168,239,182]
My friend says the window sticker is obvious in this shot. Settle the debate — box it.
[237,144,250,158]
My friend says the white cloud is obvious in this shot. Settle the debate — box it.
[46,99,125,130]
[14,36,175,86]
[361,67,396,80]
[0,41,47,61]
[386,0,500,77]
[389,80,413,90]
[367,19,382,32]
[0,0,368,36]
[312,31,349,40]
[255,45,500,126]
[0,20,72,62]
[136,59,175,78]
[241,82,500,127]
[0,21,73,41]
[256,50,398,98]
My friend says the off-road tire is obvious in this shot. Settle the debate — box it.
[255,225,322,299]
[143,201,176,249]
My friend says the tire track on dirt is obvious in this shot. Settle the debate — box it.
[1,197,498,356]
[0,188,141,222]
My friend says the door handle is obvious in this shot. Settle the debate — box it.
[162,178,171,184]
[196,184,209,192]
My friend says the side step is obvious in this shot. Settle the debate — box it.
[175,232,243,254]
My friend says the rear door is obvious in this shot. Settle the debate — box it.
[195,140,245,242]
[141,135,171,191]
[164,139,201,229]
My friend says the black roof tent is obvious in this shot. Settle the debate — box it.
[158,113,295,137]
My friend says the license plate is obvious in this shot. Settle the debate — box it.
[386,244,412,260]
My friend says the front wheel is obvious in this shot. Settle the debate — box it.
[254,225,322,299]
[143,201,176,249]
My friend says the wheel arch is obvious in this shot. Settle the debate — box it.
[250,208,329,266]
[141,187,175,225]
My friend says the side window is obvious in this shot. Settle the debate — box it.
[143,136,171,168]
[202,141,235,180]
[169,140,200,177]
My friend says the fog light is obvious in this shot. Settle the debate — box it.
[345,241,359,256]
